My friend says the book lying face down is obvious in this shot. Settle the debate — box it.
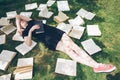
[34,20,44,34]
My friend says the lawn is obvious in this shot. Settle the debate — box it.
[0,0,120,80]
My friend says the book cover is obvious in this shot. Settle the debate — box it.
[34,20,44,34]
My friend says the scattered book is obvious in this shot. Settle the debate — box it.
[57,0,70,11]
[76,8,96,20]
[6,11,17,19]
[14,57,33,80]
[87,25,101,36]
[0,24,16,35]
[0,34,6,45]
[47,0,55,7]
[0,17,10,26]
[34,20,44,34]
[0,74,11,80]
[20,12,32,17]
[55,58,77,76]
[0,50,16,71]
[68,16,84,26]
[57,23,72,34]
[81,39,102,55]
[76,8,88,18]
[37,4,47,11]
[54,11,69,23]
[69,26,85,39]
[15,40,37,55]
[12,32,24,41]
[39,7,53,18]
[25,3,38,10]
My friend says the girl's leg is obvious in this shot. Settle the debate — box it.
[56,34,99,68]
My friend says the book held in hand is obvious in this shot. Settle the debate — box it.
[34,20,44,34]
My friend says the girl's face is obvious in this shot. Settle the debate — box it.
[20,20,27,29]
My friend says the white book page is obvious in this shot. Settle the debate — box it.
[0,18,10,26]
[87,25,101,36]
[37,4,47,11]
[57,23,72,34]
[76,8,88,18]
[57,1,70,11]
[6,11,17,19]
[0,50,16,70]
[15,41,37,55]
[12,32,24,41]
[85,12,96,20]
[0,34,6,45]
[47,0,55,7]
[81,39,102,55]
[20,12,32,17]
[0,74,11,80]
[69,26,85,39]
[55,58,76,76]
[25,3,38,10]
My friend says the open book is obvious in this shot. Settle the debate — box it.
[15,40,37,55]
[57,23,72,34]
[25,3,38,10]
[0,74,11,80]
[87,25,101,36]
[0,34,6,45]
[77,8,96,20]
[47,0,55,7]
[69,26,85,39]
[34,20,44,34]
[12,32,24,41]
[57,0,70,11]
[20,12,32,17]
[55,58,76,76]
[0,17,10,26]
[37,4,47,11]
[0,24,16,35]
[0,50,16,71]
[54,11,69,23]
[68,16,85,26]
[39,7,53,18]
[6,11,17,19]
[14,57,33,80]
[81,39,102,55]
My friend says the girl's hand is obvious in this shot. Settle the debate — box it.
[17,29,23,36]
[30,25,40,32]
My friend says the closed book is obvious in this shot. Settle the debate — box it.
[34,20,44,34]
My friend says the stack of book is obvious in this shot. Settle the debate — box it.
[14,57,33,80]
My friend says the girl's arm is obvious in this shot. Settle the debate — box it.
[15,15,32,34]
[24,25,40,46]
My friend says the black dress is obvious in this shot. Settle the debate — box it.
[22,20,65,50]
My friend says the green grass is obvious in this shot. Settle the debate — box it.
[0,0,120,80]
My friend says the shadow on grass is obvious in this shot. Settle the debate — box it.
[106,72,120,80]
